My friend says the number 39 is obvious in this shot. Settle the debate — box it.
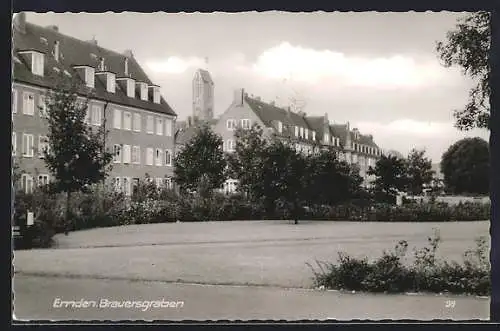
[445,300,456,308]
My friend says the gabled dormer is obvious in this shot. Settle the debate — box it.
[18,50,45,77]
[73,65,95,88]
[148,84,161,104]
[117,77,136,98]
[96,71,116,93]
[136,81,148,101]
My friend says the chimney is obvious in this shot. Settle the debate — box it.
[368,134,373,141]
[53,41,60,62]
[46,25,59,32]
[13,12,26,34]
[123,49,134,58]
[124,57,129,76]
[87,37,98,46]
[270,101,275,106]
[233,88,244,106]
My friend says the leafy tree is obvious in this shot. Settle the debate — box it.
[368,154,408,203]
[253,140,308,224]
[406,149,434,195]
[226,123,269,200]
[173,124,227,193]
[436,11,490,130]
[305,147,363,206]
[42,73,113,234]
[440,137,489,195]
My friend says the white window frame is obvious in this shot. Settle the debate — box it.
[226,139,235,152]
[114,177,122,193]
[22,133,34,157]
[277,121,283,133]
[37,174,50,187]
[12,132,17,156]
[312,131,316,141]
[113,144,122,163]
[107,73,116,93]
[123,111,132,131]
[156,117,164,135]
[122,144,131,164]
[165,118,172,137]
[22,92,35,116]
[91,105,102,126]
[146,147,154,165]
[113,109,122,129]
[164,177,173,190]
[12,89,18,114]
[126,80,134,98]
[324,133,330,144]
[294,126,299,137]
[153,87,160,104]
[165,149,172,166]
[241,119,250,130]
[85,67,95,88]
[140,83,148,101]
[122,177,131,196]
[155,177,163,188]
[133,113,141,132]
[38,95,48,118]
[131,146,140,164]
[21,174,34,194]
[155,148,163,166]
[305,128,309,140]
[147,115,154,134]
[226,119,236,131]
[38,135,49,158]
[32,52,44,76]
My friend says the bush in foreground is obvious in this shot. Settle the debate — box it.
[307,230,490,295]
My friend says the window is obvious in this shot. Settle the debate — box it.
[22,133,34,157]
[38,95,47,118]
[38,135,49,158]
[277,121,283,133]
[91,105,102,126]
[312,131,316,141]
[132,146,140,164]
[113,109,122,129]
[165,119,172,137]
[133,113,141,132]
[146,148,154,165]
[324,133,329,144]
[140,83,148,101]
[122,144,131,164]
[300,127,304,138]
[164,177,173,190]
[107,74,116,93]
[155,177,163,188]
[226,119,236,131]
[305,128,309,140]
[294,126,299,137]
[114,177,122,192]
[126,80,134,98]
[12,132,16,155]
[123,112,132,130]
[156,118,164,135]
[165,149,172,166]
[85,67,95,88]
[12,89,17,114]
[37,174,49,187]
[155,148,163,166]
[226,139,235,152]
[147,115,154,134]
[113,144,122,163]
[122,177,131,196]
[153,87,160,104]
[241,119,250,129]
[21,174,34,194]
[32,52,44,76]
[22,92,35,115]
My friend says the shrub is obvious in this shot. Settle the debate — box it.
[308,231,491,295]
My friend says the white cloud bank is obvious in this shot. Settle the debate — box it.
[145,56,205,74]
[251,42,452,88]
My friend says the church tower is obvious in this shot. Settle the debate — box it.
[192,58,214,123]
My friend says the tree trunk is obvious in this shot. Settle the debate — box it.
[64,191,71,235]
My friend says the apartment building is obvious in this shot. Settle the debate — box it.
[12,13,177,196]
[212,88,382,193]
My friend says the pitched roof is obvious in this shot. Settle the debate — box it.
[197,69,214,85]
[13,22,176,117]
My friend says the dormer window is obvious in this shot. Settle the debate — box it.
[324,133,329,144]
[149,85,160,104]
[138,82,148,101]
[107,73,116,93]
[277,121,283,134]
[85,67,95,88]
[19,51,45,76]
[117,78,136,98]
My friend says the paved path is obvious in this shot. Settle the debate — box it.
[13,275,489,321]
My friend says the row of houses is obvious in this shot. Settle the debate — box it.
[12,13,383,197]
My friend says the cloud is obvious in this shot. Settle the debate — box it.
[145,56,205,74]
[251,42,452,88]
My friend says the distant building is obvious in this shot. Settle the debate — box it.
[192,68,214,122]
[12,13,177,195]
[212,88,383,193]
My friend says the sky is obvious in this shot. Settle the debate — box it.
[25,12,489,162]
